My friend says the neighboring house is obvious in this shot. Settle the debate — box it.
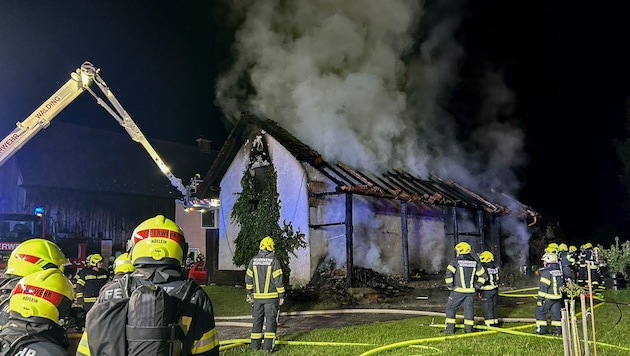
[199,114,539,286]
[0,121,216,259]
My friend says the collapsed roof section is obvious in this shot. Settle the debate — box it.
[199,112,539,224]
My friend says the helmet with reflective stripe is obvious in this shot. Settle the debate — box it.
[88,254,103,267]
[10,269,74,323]
[259,236,275,251]
[129,215,186,266]
[542,252,558,263]
[455,242,471,255]
[113,252,134,274]
[6,238,68,277]
[479,251,494,263]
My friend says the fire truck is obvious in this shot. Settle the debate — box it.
[0,212,89,273]
[0,62,218,268]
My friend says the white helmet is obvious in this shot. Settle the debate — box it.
[541,252,558,264]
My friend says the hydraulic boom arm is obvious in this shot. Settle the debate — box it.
[0,61,217,209]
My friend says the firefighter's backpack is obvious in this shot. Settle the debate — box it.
[0,333,51,356]
[84,274,198,356]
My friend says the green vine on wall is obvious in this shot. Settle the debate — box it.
[230,132,306,282]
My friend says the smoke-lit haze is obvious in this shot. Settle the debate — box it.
[216,0,530,266]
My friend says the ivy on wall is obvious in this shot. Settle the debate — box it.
[230,132,306,281]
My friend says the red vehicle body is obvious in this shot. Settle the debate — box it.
[188,261,206,285]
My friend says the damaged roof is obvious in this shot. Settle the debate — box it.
[199,113,539,222]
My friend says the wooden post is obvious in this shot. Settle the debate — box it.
[587,263,598,356]
[562,308,573,356]
[580,293,589,356]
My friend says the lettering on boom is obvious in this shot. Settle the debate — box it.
[34,95,62,119]
[0,133,20,154]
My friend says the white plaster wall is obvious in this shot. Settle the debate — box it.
[218,146,249,270]
[218,134,311,285]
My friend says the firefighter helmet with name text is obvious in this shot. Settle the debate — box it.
[129,215,186,266]
[9,269,74,324]
[6,238,68,277]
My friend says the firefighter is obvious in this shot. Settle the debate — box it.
[76,215,220,356]
[74,254,110,312]
[0,269,74,355]
[245,236,285,352]
[111,252,134,280]
[443,242,488,334]
[577,243,600,288]
[478,251,500,327]
[557,243,576,282]
[536,252,564,335]
[0,238,68,327]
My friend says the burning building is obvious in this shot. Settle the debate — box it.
[199,114,538,286]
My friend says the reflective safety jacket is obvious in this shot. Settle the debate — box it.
[479,261,499,291]
[75,265,219,356]
[445,255,487,293]
[245,250,285,301]
[74,267,110,305]
[538,262,564,300]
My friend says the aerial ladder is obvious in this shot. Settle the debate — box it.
[0,61,217,210]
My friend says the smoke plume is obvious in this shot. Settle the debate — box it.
[215,0,529,268]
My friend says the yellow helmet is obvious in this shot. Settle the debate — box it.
[544,243,558,253]
[6,239,68,277]
[479,251,494,263]
[259,236,275,251]
[10,269,74,324]
[113,253,135,274]
[582,243,593,250]
[455,242,471,255]
[129,215,186,266]
[542,252,558,263]
[558,243,568,252]
[88,254,103,267]
[569,245,577,253]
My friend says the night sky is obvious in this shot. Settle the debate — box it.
[1,1,629,247]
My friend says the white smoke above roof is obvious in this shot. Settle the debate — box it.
[215,0,524,198]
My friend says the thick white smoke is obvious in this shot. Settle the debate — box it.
[215,0,530,269]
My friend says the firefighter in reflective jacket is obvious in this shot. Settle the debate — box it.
[536,252,564,335]
[444,242,488,334]
[245,236,285,352]
[76,215,220,356]
[478,251,500,327]
[74,254,110,312]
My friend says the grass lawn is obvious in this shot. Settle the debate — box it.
[204,285,630,355]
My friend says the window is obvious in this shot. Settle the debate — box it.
[201,210,218,229]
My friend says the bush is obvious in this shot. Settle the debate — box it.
[598,236,630,278]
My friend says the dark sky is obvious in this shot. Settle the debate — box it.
[1,1,629,246]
